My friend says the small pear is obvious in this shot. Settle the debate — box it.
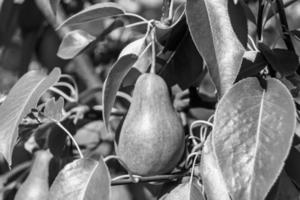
[14,150,53,200]
[117,73,185,176]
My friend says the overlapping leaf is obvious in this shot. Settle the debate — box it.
[57,29,95,59]
[103,36,150,131]
[212,77,296,200]
[57,2,125,29]
[49,158,111,200]
[186,0,247,97]
[163,178,205,200]
[0,68,61,166]
[200,134,231,200]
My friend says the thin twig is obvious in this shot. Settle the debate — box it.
[111,173,189,186]
[257,0,265,41]
[275,0,295,52]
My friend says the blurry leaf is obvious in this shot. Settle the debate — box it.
[58,29,96,59]
[186,0,247,97]
[43,96,64,121]
[258,43,299,76]
[160,33,204,89]
[291,29,300,42]
[49,158,111,200]
[50,0,60,16]
[57,2,125,29]
[0,68,61,166]
[236,51,267,82]
[34,0,56,24]
[213,77,296,200]
[163,178,205,200]
[200,134,231,200]
[103,36,148,132]
[266,170,300,200]
[0,0,20,46]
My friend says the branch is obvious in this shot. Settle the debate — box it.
[160,0,174,26]
[111,173,189,186]
[275,0,295,52]
[257,0,265,40]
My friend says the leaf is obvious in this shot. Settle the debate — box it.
[103,36,148,131]
[0,68,61,166]
[57,2,125,29]
[49,158,111,200]
[160,33,204,89]
[235,51,267,82]
[291,29,300,42]
[266,170,300,200]
[212,77,296,200]
[34,0,57,24]
[43,96,64,121]
[285,135,300,188]
[258,43,299,76]
[186,0,247,97]
[50,0,60,16]
[57,29,96,59]
[200,134,231,200]
[163,178,205,200]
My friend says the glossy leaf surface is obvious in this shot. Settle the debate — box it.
[49,158,111,200]
[213,77,296,200]
[103,37,148,131]
[200,134,231,200]
[186,0,247,97]
[0,68,61,165]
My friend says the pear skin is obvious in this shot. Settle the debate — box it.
[118,73,185,176]
[14,150,53,200]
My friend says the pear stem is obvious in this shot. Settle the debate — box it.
[150,25,156,74]
[54,120,84,159]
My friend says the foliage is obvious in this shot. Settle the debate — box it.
[0,0,299,199]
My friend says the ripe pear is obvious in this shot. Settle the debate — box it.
[117,73,185,176]
[14,150,53,200]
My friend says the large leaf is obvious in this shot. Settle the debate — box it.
[200,134,231,200]
[49,158,111,200]
[57,2,125,29]
[186,0,247,97]
[0,68,61,165]
[212,77,296,200]
[103,36,149,131]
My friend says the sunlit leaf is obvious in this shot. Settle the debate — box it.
[213,77,296,200]
[103,36,149,132]
[57,2,125,29]
[186,0,247,97]
[57,29,95,59]
[49,158,111,200]
[200,134,231,200]
[0,68,61,166]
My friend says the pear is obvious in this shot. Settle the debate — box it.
[14,150,53,200]
[117,73,185,176]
